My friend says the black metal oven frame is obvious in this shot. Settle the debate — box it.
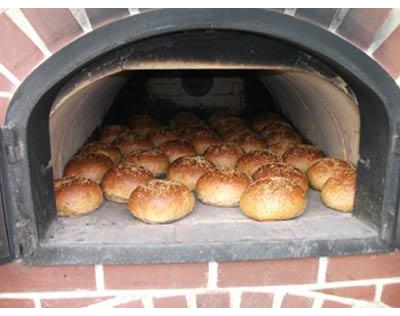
[0,9,399,264]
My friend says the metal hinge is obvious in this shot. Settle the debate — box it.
[0,126,24,163]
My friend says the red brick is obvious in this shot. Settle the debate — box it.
[196,292,230,308]
[85,8,130,29]
[281,294,314,308]
[41,297,112,308]
[0,73,15,92]
[0,261,96,292]
[153,296,187,308]
[337,9,391,50]
[295,8,337,28]
[0,14,44,81]
[218,258,318,287]
[21,9,83,53]
[240,292,273,308]
[103,263,208,289]
[114,300,144,308]
[373,25,400,79]
[0,97,10,125]
[322,300,351,308]
[0,299,35,308]
[381,283,400,307]
[326,250,400,282]
[317,286,375,301]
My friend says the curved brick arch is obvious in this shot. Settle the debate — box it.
[0,8,399,124]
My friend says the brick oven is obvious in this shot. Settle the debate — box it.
[0,8,400,308]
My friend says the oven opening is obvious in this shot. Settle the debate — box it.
[5,21,397,264]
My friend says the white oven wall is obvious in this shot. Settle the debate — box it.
[48,70,360,179]
[259,72,360,165]
[49,75,128,178]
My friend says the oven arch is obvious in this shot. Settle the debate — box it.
[1,8,400,264]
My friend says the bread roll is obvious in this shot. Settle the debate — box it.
[209,113,231,129]
[158,139,197,162]
[265,130,302,146]
[54,176,103,217]
[122,148,169,177]
[240,177,307,221]
[260,121,293,138]
[204,143,244,169]
[252,112,282,132]
[235,150,282,176]
[178,124,211,137]
[321,169,356,212]
[196,169,251,207]
[112,133,154,154]
[216,117,247,139]
[100,125,130,143]
[150,128,181,147]
[101,163,154,203]
[307,158,355,190]
[167,156,216,190]
[283,144,325,173]
[79,141,121,162]
[253,163,308,192]
[267,141,297,156]
[169,112,203,130]
[128,179,195,224]
[128,115,160,136]
[228,133,266,153]
[63,153,114,184]
[188,131,221,155]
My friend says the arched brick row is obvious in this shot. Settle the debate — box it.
[0,8,399,124]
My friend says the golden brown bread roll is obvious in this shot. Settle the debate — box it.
[216,117,248,139]
[101,163,154,203]
[63,153,114,184]
[306,157,355,191]
[196,169,251,207]
[283,144,325,173]
[252,112,282,132]
[321,169,356,212]
[128,115,160,136]
[54,176,103,217]
[203,143,244,169]
[128,179,195,224]
[264,130,302,146]
[228,133,266,153]
[150,128,181,147]
[100,125,130,143]
[253,163,309,193]
[209,113,231,129]
[167,156,216,190]
[112,133,154,154]
[122,148,169,177]
[260,121,293,138]
[188,131,221,155]
[79,141,121,162]
[158,139,197,162]
[178,124,211,137]
[240,177,307,221]
[235,150,282,176]
[169,112,203,130]
[267,141,297,156]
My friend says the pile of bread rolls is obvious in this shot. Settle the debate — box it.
[54,110,357,224]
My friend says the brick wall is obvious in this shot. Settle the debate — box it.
[0,8,400,308]
[0,251,400,307]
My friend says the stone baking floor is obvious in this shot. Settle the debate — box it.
[44,189,377,246]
